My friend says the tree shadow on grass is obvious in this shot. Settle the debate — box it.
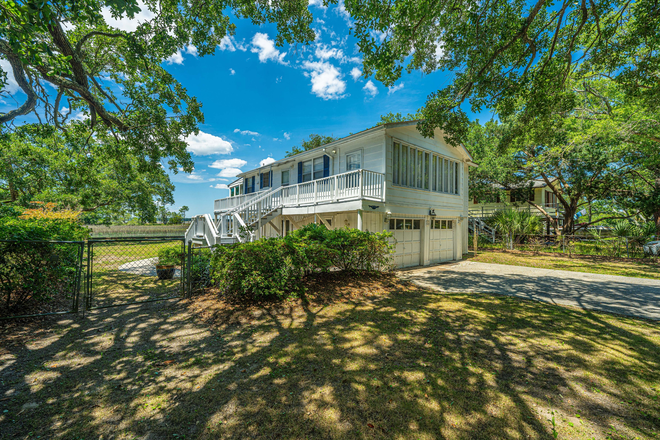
[0,275,659,439]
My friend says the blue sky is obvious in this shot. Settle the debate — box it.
[1,1,492,217]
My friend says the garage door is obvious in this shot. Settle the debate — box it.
[429,219,455,263]
[389,218,422,268]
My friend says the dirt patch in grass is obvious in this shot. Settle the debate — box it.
[1,273,659,439]
[469,249,660,280]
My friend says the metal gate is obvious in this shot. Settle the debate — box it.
[85,237,185,310]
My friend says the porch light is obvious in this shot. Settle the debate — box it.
[384,211,391,222]
[429,209,436,217]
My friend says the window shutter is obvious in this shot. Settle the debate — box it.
[298,162,303,183]
[269,170,272,187]
[323,155,330,177]
[244,178,248,194]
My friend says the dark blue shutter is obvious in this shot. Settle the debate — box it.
[323,155,330,177]
[269,170,272,187]
[298,162,303,183]
[244,178,248,194]
[251,176,255,193]
[259,173,263,189]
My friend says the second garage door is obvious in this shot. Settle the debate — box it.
[429,219,455,263]
[389,218,421,268]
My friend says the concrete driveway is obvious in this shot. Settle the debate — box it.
[401,261,660,320]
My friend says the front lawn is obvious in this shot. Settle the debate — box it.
[468,249,660,280]
[0,273,658,439]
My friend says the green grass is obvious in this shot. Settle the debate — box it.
[88,241,183,308]
[1,274,658,439]
[468,249,660,280]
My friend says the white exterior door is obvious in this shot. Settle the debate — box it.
[389,218,422,268]
[429,219,455,263]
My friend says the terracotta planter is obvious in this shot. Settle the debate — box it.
[155,264,176,280]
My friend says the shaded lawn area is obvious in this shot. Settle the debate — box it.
[0,273,658,439]
[468,249,660,280]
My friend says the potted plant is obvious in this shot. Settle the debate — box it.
[155,246,182,280]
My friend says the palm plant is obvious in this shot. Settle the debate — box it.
[489,208,542,250]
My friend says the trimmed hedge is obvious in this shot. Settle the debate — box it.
[211,224,394,299]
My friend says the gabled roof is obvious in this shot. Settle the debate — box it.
[237,120,476,177]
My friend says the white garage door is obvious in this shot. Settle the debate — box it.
[389,218,422,268]
[429,219,455,263]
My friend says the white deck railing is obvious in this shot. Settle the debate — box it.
[214,169,385,213]
[214,190,267,212]
[469,203,562,218]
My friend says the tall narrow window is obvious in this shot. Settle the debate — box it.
[281,170,290,186]
[313,157,324,179]
[346,151,361,171]
[455,162,460,194]
[444,159,449,193]
[449,162,454,194]
[393,142,400,184]
[302,160,312,182]
[432,156,437,191]
[424,152,430,190]
[417,149,423,188]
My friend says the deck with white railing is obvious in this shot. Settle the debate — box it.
[214,169,385,213]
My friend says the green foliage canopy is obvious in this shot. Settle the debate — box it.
[1,0,316,172]
[0,124,174,223]
[345,0,659,145]
[285,133,338,157]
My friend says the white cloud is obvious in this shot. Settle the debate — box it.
[350,67,361,82]
[275,76,282,83]
[315,44,343,61]
[185,131,233,155]
[370,30,388,43]
[229,68,235,75]
[209,158,248,169]
[218,35,247,52]
[388,83,405,95]
[260,157,276,167]
[302,61,347,100]
[363,80,378,98]
[186,173,204,181]
[251,33,288,64]
[217,168,243,178]
[283,132,291,140]
[219,36,236,52]
[165,50,184,65]
[309,0,326,8]
[211,184,229,189]
[0,59,19,95]
[101,0,155,32]
[233,128,259,136]
[336,0,351,23]
[184,45,198,57]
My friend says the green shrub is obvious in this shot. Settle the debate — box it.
[0,205,86,313]
[189,248,213,289]
[210,225,394,299]
[157,245,183,266]
[211,238,305,298]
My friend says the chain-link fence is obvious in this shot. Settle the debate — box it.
[85,237,185,310]
[470,233,660,259]
[186,242,214,296]
[0,240,84,320]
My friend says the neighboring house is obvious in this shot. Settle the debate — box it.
[186,121,476,268]
[470,179,562,222]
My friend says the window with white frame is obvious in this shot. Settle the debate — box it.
[392,141,461,195]
[346,151,361,171]
[281,170,290,186]
[301,157,324,182]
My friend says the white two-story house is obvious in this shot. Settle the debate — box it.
[186,121,476,268]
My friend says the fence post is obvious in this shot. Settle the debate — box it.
[187,239,192,298]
